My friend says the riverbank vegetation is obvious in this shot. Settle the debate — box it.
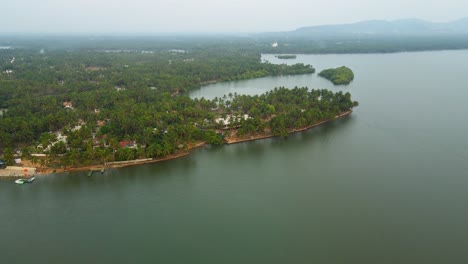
[0,38,358,169]
[318,66,354,85]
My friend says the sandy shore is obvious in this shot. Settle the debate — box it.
[32,110,352,175]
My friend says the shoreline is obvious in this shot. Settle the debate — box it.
[34,142,207,175]
[225,110,352,144]
[31,110,352,175]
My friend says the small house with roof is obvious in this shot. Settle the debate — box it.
[119,140,137,149]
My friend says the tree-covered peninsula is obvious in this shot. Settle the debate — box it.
[0,40,356,170]
[318,66,354,85]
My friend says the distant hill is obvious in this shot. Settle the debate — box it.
[260,18,468,39]
[255,18,468,54]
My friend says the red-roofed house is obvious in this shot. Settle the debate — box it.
[119,140,136,149]
[63,101,74,109]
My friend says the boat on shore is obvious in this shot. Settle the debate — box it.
[15,179,26,184]
[88,168,105,176]
[15,177,35,185]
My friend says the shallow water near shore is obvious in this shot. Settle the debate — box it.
[2,51,468,263]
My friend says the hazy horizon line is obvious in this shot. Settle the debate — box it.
[1,16,467,36]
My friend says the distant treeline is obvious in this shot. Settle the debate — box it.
[260,35,468,54]
[2,34,468,54]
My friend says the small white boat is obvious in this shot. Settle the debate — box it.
[15,179,26,185]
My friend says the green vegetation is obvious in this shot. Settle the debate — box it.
[260,35,468,54]
[318,66,354,85]
[0,38,357,169]
[230,87,358,138]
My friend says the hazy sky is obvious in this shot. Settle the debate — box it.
[2,0,467,33]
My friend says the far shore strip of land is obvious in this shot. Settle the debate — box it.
[24,110,352,176]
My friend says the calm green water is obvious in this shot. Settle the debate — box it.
[2,51,468,263]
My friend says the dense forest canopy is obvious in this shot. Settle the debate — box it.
[0,37,358,168]
[318,66,354,85]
